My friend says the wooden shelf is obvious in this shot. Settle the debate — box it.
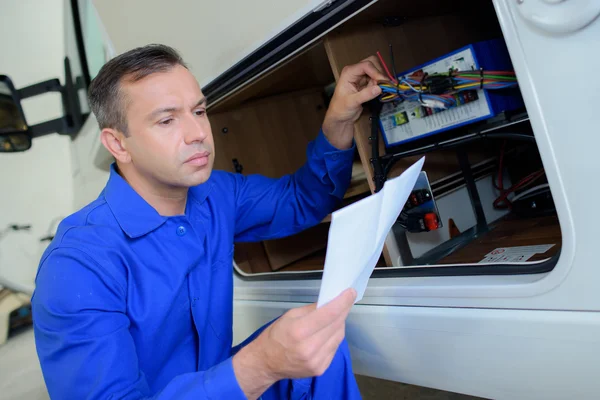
[439,215,561,265]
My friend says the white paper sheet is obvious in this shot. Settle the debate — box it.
[317,157,425,307]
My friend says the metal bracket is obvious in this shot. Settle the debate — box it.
[16,57,87,139]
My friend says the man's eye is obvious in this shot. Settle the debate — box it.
[195,109,206,117]
[159,118,173,126]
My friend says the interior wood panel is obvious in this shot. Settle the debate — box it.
[210,88,372,196]
[208,42,334,114]
[209,88,327,178]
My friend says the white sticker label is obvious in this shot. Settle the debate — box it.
[479,244,555,264]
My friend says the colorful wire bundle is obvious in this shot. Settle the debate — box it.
[376,51,518,108]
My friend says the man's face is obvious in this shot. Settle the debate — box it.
[120,65,215,189]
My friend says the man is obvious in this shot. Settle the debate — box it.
[32,44,386,399]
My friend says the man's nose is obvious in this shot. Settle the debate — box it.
[183,114,208,144]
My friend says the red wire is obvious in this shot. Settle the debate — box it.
[494,169,545,209]
[483,71,516,75]
[377,51,397,83]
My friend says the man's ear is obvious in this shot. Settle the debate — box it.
[101,128,131,164]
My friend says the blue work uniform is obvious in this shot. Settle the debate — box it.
[32,130,362,399]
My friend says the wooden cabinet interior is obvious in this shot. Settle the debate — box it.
[209,43,334,114]
[210,89,327,178]
[208,0,507,274]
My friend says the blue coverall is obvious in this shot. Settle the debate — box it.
[32,130,362,399]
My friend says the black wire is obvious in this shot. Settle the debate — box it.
[389,44,398,82]
[389,43,401,99]
[382,132,536,177]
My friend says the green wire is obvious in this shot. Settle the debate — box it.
[459,74,517,80]
[426,73,517,81]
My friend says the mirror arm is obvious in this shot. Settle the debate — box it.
[13,58,88,140]
[30,118,73,138]
[17,79,62,100]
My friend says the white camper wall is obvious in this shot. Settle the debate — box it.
[93,0,334,86]
[0,0,74,293]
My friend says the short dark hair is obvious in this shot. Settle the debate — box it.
[88,44,187,135]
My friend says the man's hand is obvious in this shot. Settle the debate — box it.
[323,56,388,150]
[232,288,357,400]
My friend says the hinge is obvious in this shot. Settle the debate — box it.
[313,0,338,13]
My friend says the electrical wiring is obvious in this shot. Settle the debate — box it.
[378,72,518,107]
[492,141,548,210]
[376,50,519,108]
[511,184,550,202]
[493,169,546,210]
[376,51,397,84]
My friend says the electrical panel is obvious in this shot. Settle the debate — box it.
[378,39,524,148]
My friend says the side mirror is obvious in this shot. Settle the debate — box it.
[0,75,31,152]
[0,57,87,153]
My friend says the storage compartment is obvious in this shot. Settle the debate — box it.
[207,0,561,276]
